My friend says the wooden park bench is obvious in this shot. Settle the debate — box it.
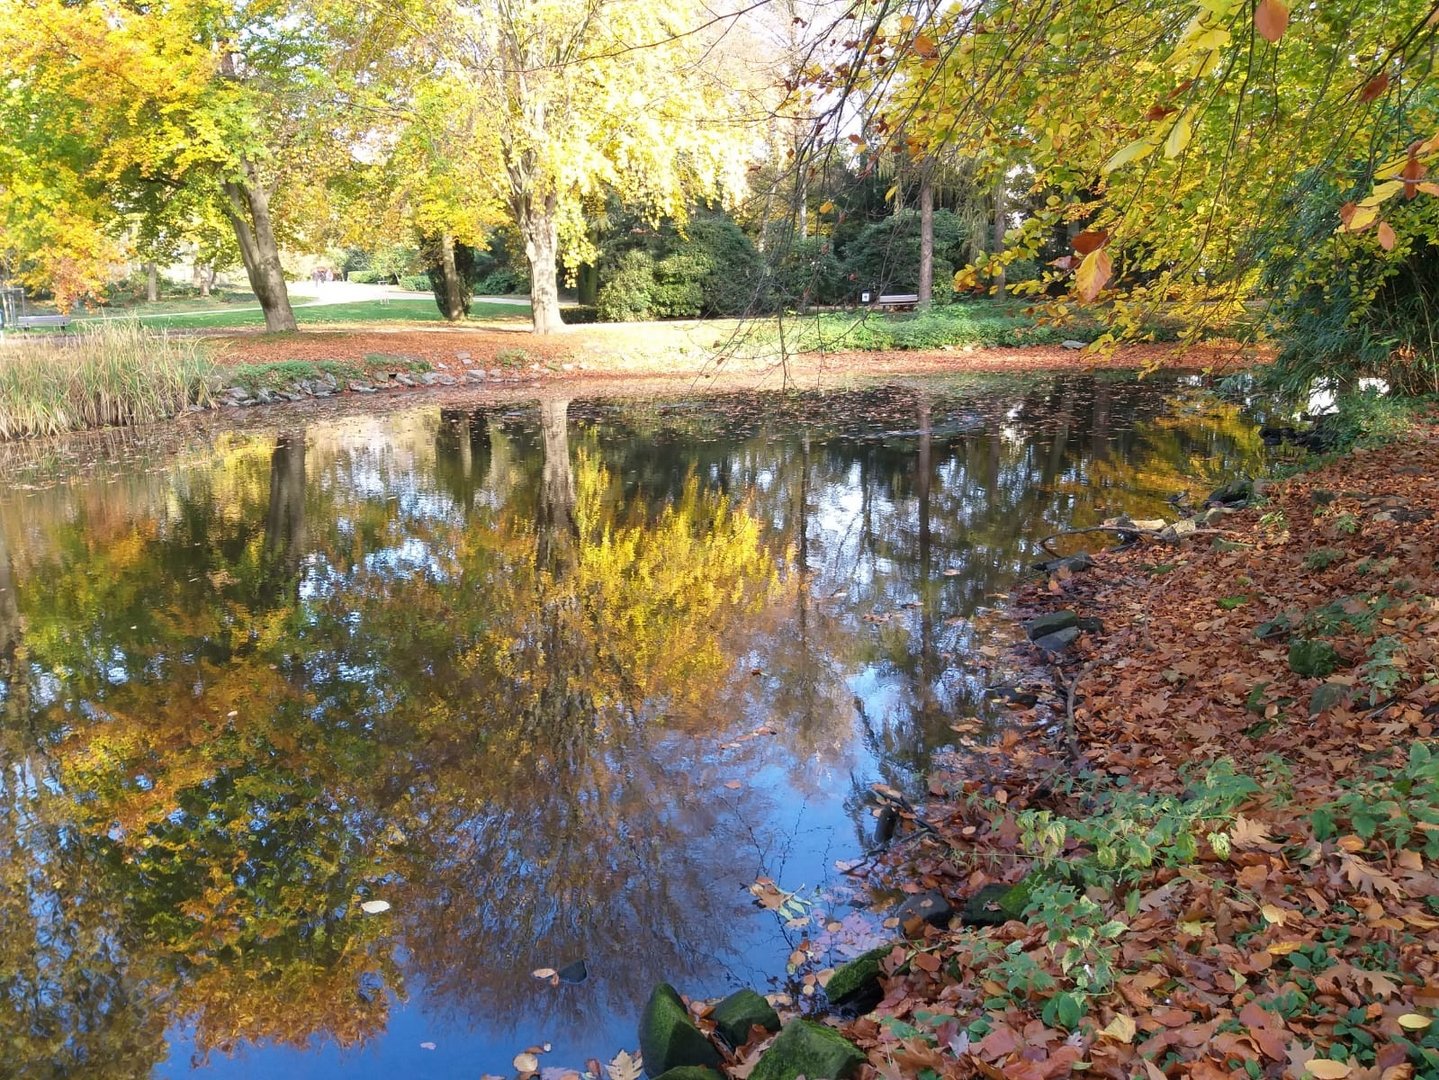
[874,293,919,312]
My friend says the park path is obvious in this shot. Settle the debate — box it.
[75,282,531,322]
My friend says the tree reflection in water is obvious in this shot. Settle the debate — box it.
[0,374,1264,1075]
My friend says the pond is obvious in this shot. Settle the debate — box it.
[0,373,1265,1078]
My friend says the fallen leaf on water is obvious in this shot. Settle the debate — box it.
[514,1054,540,1075]
[420,1042,436,1050]
[606,1050,643,1080]
[723,780,742,790]
[532,968,557,980]
[359,899,391,915]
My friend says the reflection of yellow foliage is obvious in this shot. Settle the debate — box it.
[1053,396,1265,520]
[569,459,783,701]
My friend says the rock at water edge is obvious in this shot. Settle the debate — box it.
[749,1020,866,1080]
[638,984,721,1078]
[960,880,1032,928]
[894,890,953,933]
[710,988,780,1049]
[1034,626,1080,653]
[823,944,894,1010]
[1025,610,1078,640]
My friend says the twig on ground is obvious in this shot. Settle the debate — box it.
[1052,661,1094,763]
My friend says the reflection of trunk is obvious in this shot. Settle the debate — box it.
[992,176,1008,299]
[516,194,564,335]
[435,233,467,321]
[437,409,491,514]
[265,432,307,579]
[0,531,26,727]
[537,399,576,574]
[222,161,298,333]
[916,396,934,672]
[1043,380,1076,485]
[917,164,934,309]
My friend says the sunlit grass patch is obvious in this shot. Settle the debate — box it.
[0,321,217,439]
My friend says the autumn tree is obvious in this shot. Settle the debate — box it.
[837,0,1439,381]
[0,0,402,330]
[434,0,759,333]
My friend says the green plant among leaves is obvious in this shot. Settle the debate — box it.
[1302,548,1345,571]
[1289,638,1340,678]
[1313,742,1439,858]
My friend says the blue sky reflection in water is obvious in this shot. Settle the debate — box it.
[0,374,1266,1078]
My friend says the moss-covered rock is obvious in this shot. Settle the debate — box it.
[651,1069,723,1080]
[638,984,722,1078]
[749,1020,866,1080]
[823,944,893,1010]
[959,879,1033,928]
[711,988,780,1049]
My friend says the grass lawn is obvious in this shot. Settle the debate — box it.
[69,289,265,317]
[78,298,530,331]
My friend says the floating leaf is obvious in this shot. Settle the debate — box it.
[359,899,391,915]
[515,1053,541,1075]
[420,1042,436,1050]
[532,968,557,980]
[606,1050,643,1080]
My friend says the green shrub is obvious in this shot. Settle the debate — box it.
[597,250,657,321]
[1322,389,1428,450]
[772,236,848,309]
[595,209,763,320]
[399,274,430,292]
[473,267,523,295]
[1262,169,1439,397]
[347,270,382,284]
[841,208,970,299]
[562,304,599,324]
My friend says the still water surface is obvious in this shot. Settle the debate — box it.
[0,374,1263,1078]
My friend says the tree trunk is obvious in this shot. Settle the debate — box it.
[576,263,598,306]
[436,233,466,321]
[992,175,1008,300]
[518,195,564,334]
[145,263,158,303]
[194,261,211,298]
[222,164,298,333]
[918,164,935,310]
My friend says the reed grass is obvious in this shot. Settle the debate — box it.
[0,322,217,440]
